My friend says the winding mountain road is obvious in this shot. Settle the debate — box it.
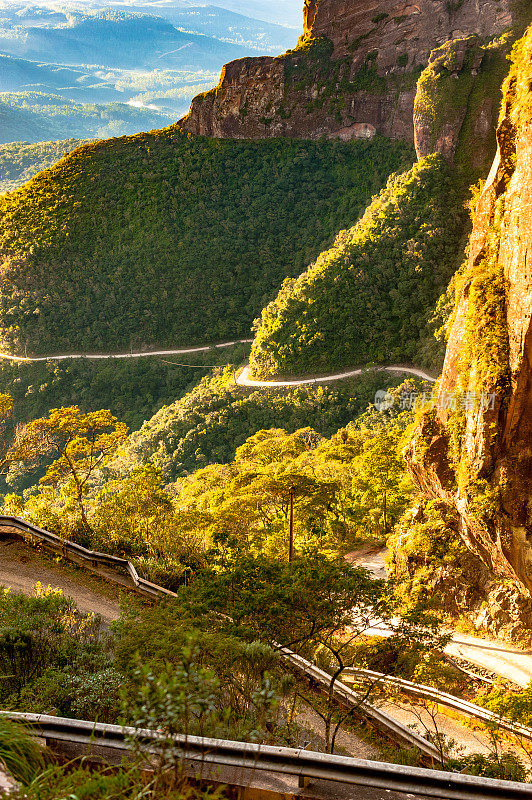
[0,339,437,386]
[0,533,500,759]
[0,339,254,363]
[236,364,437,387]
[354,549,532,688]
[5,345,523,685]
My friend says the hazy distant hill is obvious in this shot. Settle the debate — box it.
[0,91,173,143]
[0,138,88,193]
[0,3,297,140]
[0,53,125,100]
[0,10,250,70]
[123,4,298,50]
[116,0,303,28]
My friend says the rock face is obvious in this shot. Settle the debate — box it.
[304,0,512,67]
[413,35,504,171]
[405,27,532,596]
[180,0,514,143]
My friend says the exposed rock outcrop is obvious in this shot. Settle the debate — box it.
[405,26,532,597]
[413,35,507,173]
[180,0,515,144]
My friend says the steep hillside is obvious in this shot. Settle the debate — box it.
[249,155,467,379]
[414,33,514,177]
[0,345,248,434]
[125,367,410,481]
[180,0,517,144]
[405,25,532,597]
[0,140,88,194]
[0,130,412,354]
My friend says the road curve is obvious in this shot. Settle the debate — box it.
[0,339,254,363]
[237,364,437,387]
[365,620,532,688]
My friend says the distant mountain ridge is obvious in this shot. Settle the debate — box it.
[0,91,173,144]
[0,10,251,70]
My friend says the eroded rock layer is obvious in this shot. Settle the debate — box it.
[406,26,532,594]
[180,0,515,142]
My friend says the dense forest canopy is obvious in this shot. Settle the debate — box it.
[249,155,468,379]
[0,129,413,354]
[0,139,88,193]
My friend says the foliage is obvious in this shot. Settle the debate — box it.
[476,680,532,727]
[0,343,250,434]
[9,385,417,586]
[0,717,45,784]
[114,607,293,744]
[22,763,227,799]
[163,418,413,560]
[13,406,128,535]
[388,500,468,610]
[186,552,385,653]
[498,19,532,130]
[0,139,88,194]
[414,35,512,180]
[0,130,412,354]
[448,752,528,782]
[0,584,106,703]
[126,366,410,483]
[249,155,467,379]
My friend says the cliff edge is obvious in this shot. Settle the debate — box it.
[179,0,515,143]
[405,26,532,594]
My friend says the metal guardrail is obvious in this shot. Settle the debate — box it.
[0,517,513,766]
[0,515,177,600]
[2,711,531,800]
[278,648,441,760]
[343,668,532,743]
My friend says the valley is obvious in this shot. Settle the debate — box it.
[2,0,532,796]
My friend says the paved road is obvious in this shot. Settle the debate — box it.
[352,550,532,688]
[347,546,388,580]
[445,634,532,688]
[237,364,437,387]
[365,618,532,688]
[0,339,254,363]
[0,533,508,763]
[0,341,437,389]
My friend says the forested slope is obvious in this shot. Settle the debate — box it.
[249,155,468,379]
[0,140,88,193]
[0,129,412,354]
[126,367,410,481]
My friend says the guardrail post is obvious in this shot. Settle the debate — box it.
[299,741,310,789]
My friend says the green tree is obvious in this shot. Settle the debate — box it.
[14,406,128,534]
[350,419,414,539]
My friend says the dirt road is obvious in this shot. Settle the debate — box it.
[0,535,120,621]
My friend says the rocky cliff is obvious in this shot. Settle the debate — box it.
[180,0,515,144]
[405,26,532,596]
